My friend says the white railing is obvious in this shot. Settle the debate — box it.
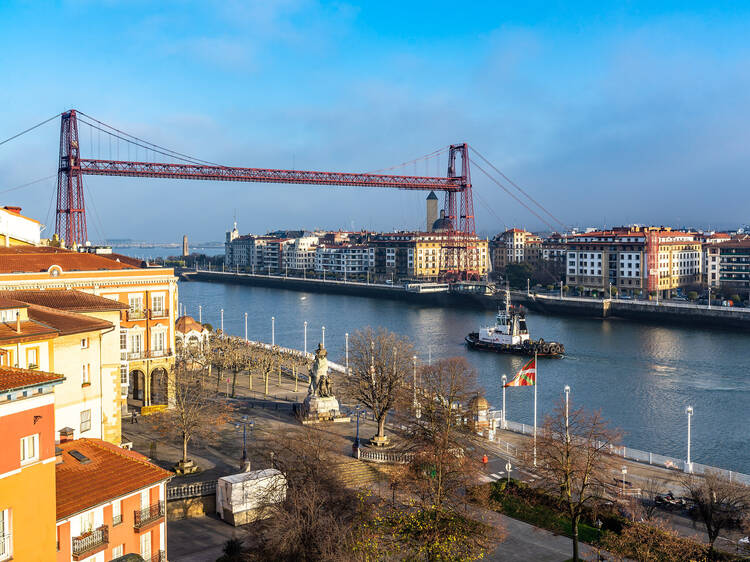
[357,448,414,464]
[0,533,11,561]
[167,480,217,500]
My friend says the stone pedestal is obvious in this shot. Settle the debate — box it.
[300,395,350,424]
[174,459,199,475]
[370,435,390,447]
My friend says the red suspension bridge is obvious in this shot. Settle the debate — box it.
[4,109,566,278]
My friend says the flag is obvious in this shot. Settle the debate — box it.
[504,358,536,387]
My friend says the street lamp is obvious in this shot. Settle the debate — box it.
[234,417,254,471]
[354,405,363,452]
[621,466,627,496]
[686,405,694,473]
[506,461,512,485]
[412,355,417,410]
[304,321,307,355]
[501,375,507,429]
[271,316,275,346]
[322,326,325,347]
[198,305,202,323]
[220,308,224,335]
[564,385,571,440]
[244,312,248,342]
[345,333,349,375]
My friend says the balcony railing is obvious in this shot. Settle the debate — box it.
[146,349,172,359]
[134,501,165,529]
[72,525,108,559]
[1,532,11,560]
[113,513,122,526]
[127,309,147,321]
[151,308,169,318]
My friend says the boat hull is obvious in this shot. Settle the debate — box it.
[465,333,564,357]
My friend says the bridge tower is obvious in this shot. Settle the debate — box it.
[55,110,88,245]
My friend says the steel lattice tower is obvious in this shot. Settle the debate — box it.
[55,110,88,245]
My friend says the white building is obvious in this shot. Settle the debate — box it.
[314,244,374,275]
[282,235,319,272]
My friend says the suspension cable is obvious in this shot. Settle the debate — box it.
[470,158,555,231]
[0,113,62,147]
[469,145,567,230]
[0,174,57,195]
[368,146,448,175]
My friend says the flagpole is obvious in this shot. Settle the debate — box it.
[533,352,538,467]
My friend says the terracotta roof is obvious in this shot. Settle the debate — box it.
[26,304,113,336]
[0,296,29,309]
[176,315,205,334]
[0,319,58,343]
[0,366,64,392]
[97,253,148,268]
[56,438,172,520]
[2,290,128,312]
[0,246,137,273]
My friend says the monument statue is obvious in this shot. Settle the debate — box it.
[299,342,346,424]
[308,343,333,398]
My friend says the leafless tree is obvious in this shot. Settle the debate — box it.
[246,344,281,396]
[681,469,750,558]
[243,427,369,562]
[531,399,621,562]
[401,357,484,511]
[641,477,667,521]
[342,327,414,445]
[602,518,708,562]
[146,362,233,470]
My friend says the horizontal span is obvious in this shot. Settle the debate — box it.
[78,159,465,191]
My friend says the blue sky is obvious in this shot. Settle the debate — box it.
[2,1,750,242]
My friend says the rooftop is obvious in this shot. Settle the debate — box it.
[176,315,205,334]
[1,290,128,312]
[56,438,172,520]
[0,246,137,273]
[26,304,114,336]
[0,366,64,393]
[0,318,58,343]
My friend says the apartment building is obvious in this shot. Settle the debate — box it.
[314,244,374,276]
[565,227,702,297]
[0,291,126,443]
[0,367,64,561]
[489,228,542,271]
[55,437,171,562]
[717,237,750,297]
[0,246,178,416]
[282,235,319,272]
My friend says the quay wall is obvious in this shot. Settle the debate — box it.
[180,270,750,330]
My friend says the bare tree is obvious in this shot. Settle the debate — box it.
[147,362,233,472]
[402,357,484,511]
[244,427,369,561]
[602,518,708,562]
[641,477,667,521]
[343,327,414,445]
[246,344,281,396]
[531,400,621,562]
[681,469,750,558]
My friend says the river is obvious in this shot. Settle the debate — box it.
[176,280,750,474]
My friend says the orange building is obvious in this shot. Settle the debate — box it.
[55,438,172,562]
[0,246,178,415]
[0,366,65,561]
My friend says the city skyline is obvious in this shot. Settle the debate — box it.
[3,2,750,240]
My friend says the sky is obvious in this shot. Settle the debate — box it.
[1,1,750,242]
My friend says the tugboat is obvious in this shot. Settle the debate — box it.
[465,291,565,357]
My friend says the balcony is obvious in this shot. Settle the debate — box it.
[72,525,108,560]
[127,309,147,321]
[134,501,165,530]
[146,349,172,359]
[150,308,169,318]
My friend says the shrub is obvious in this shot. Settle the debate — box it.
[688,291,698,301]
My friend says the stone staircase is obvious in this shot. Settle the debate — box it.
[335,458,386,488]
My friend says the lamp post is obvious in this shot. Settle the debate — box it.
[271,316,275,346]
[345,333,349,375]
[686,405,694,473]
[220,308,224,335]
[244,312,248,342]
[527,278,530,296]
[708,286,712,309]
[354,405,362,452]
[560,280,563,299]
[412,355,417,410]
[621,466,627,496]
[322,326,325,347]
[564,385,571,441]
[198,305,202,324]
[501,375,507,429]
[304,321,307,355]
[506,461,512,485]
[234,417,254,471]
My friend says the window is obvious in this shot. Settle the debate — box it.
[112,544,124,558]
[26,347,38,368]
[152,294,165,315]
[80,409,92,433]
[119,330,127,351]
[120,364,128,385]
[130,334,142,354]
[0,509,10,560]
[129,295,143,313]
[82,364,90,385]
[152,331,165,352]
[140,531,152,559]
[20,434,38,464]
[112,500,122,526]
[80,338,88,349]
[79,511,94,534]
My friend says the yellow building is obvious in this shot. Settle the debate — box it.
[0,292,126,444]
[0,246,178,418]
[413,234,489,280]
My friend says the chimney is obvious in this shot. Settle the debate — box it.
[59,427,75,443]
[3,206,22,215]
[15,311,20,334]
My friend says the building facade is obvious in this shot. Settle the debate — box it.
[717,237,750,298]
[489,228,542,272]
[0,367,64,562]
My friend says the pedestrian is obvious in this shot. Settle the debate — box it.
[482,453,488,469]
[131,411,137,424]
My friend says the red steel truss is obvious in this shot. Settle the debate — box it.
[55,112,476,272]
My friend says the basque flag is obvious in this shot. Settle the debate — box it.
[504,358,536,387]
